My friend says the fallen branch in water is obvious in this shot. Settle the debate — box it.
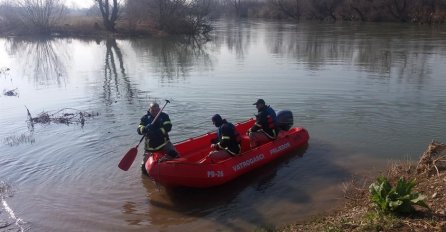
[0,67,10,74]
[25,106,99,126]
[3,88,18,96]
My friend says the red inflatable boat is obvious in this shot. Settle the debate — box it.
[145,118,309,188]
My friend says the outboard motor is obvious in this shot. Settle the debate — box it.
[276,110,293,131]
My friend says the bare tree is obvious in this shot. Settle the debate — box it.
[385,0,410,22]
[344,0,375,21]
[270,0,302,20]
[343,0,389,22]
[231,0,241,17]
[147,0,212,35]
[95,0,119,32]
[184,0,212,35]
[17,0,66,33]
[124,0,150,30]
[122,0,212,35]
[419,0,446,23]
[0,2,20,31]
[144,0,180,31]
[230,0,255,18]
[307,0,344,21]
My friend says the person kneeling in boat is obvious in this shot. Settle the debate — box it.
[209,114,241,162]
[137,102,179,170]
[248,99,277,148]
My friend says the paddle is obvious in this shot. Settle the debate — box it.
[118,100,170,171]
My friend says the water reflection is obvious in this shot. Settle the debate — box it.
[263,22,442,84]
[129,36,214,80]
[394,51,432,88]
[5,37,68,86]
[130,172,250,228]
[213,20,257,60]
[102,38,136,105]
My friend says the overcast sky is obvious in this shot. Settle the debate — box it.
[0,0,94,8]
[65,0,94,9]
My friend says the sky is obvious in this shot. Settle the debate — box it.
[65,0,94,9]
[0,0,94,9]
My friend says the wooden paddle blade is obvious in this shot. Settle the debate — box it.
[118,147,138,171]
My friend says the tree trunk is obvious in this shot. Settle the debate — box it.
[351,5,366,21]
[96,0,119,32]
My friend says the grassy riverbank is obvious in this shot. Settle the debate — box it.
[277,142,446,232]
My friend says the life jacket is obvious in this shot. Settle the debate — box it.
[138,112,172,151]
[266,106,277,131]
[217,121,241,155]
[256,106,277,139]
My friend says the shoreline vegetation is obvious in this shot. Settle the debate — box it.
[1,0,446,38]
[275,141,446,232]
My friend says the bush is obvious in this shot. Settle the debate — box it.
[369,176,429,214]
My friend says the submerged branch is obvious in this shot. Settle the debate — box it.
[25,107,99,126]
[3,88,18,96]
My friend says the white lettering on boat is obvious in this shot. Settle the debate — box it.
[232,154,265,172]
[207,170,224,178]
[270,142,291,155]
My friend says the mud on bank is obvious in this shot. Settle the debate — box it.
[280,141,446,232]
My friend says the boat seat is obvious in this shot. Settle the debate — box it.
[240,135,251,153]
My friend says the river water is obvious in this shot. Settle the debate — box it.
[1,20,446,231]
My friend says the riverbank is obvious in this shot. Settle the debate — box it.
[0,16,155,38]
[279,141,446,232]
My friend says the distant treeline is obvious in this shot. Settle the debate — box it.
[0,0,445,37]
[219,0,446,24]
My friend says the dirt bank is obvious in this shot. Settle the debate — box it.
[280,141,446,232]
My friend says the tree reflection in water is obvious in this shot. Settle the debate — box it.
[129,36,214,82]
[102,38,137,105]
[5,37,68,86]
[263,22,437,86]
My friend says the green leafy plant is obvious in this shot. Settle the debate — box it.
[369,176,429,214]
